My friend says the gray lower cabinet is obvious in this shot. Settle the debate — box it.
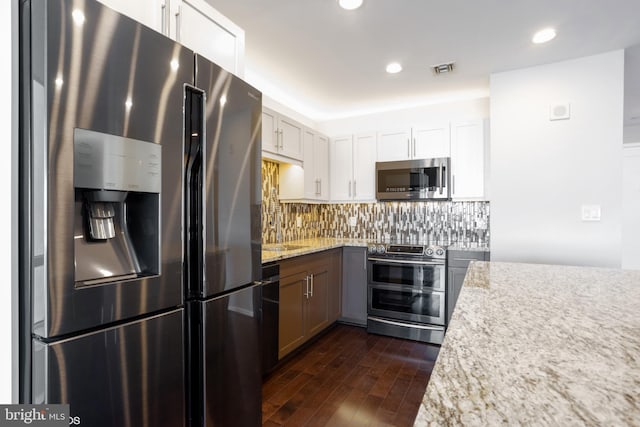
[340,246,368,326]
[447,250,490,324]
[278,249,341,359]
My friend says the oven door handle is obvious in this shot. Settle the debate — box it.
[368,316,445,331]
[367,257,444,266]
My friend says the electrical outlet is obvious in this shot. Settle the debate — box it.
[349,216,357,227]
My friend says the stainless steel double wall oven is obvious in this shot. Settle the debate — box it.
[367,244,447,345]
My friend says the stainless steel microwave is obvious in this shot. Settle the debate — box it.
[376,158,451,201]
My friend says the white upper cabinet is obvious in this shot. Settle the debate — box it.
[330,132,376,202]
[330,136,354,201]
[97,0,245,76]
[377,129,411,161]
[307,130,330,201]
[353,133,377,201]
[173,0,245,76]
[450,119,486,200]
[280,128,329,202]
[97,0,165,31]
[262,107,304,163]
[279,116,304,160]
[377,123,450,161]
[261,108,279,154]
[413,124,451,159]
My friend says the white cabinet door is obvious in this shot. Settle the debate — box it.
[378,125,450,161]
[377,129,410,161]
[261,107,304,162]
[330,136,354,201]
[261,108,279,155]
[450,119,485,199]
[303,129,317,200]
[413,124,450,158]
[316,134,330,200]
[172,0,245,76]
[279,116,304,161]
[97,0,165,32]
[353,132,377,201]
[98,0,245,77]
[281,129,329,202]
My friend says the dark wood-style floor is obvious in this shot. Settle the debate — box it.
[262,324,439,427]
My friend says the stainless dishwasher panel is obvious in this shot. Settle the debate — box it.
[261,262,280,375]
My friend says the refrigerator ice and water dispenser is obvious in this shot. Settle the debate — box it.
[73,128,161,286]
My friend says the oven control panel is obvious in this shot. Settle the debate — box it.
[367,244,387,255]
[367,244,446,260]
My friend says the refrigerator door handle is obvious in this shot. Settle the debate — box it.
[184,87,205,296]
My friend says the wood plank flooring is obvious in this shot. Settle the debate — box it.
[262,324,440,427]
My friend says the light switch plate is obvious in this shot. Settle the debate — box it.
[581,205,601,221]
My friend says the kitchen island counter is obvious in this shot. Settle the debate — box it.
[415,261,640,426]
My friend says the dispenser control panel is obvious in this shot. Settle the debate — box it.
[74,128,161,193]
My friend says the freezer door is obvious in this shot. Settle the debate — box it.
[32,309,185,427]
[192,55,262,298]
[186,284,262,426]
[25,0,193,338]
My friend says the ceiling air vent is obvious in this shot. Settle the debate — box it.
[432,62,455,75]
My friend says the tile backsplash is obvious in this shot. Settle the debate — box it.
[262,160,490,245]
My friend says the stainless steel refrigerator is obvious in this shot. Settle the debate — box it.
[19,0,262,426]
[183,56,262,426]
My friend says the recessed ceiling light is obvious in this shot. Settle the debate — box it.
[386,62,402,74]
[532,28,556,44]
[338,0,363,10]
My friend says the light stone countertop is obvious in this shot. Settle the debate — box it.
[261,237,371,263]
[447,243,491,252]
[262,238,489,263]
[414,261,640,426]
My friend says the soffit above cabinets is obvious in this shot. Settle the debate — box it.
[208,0,640,122]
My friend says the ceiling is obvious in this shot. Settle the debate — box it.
[207,0,640,124]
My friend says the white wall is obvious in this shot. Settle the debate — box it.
[622,143,640,269]
[490,50,624,267]
[317,97,489,137]
[2,0,16,404]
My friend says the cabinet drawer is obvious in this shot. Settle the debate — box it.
[447,250,488,268]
